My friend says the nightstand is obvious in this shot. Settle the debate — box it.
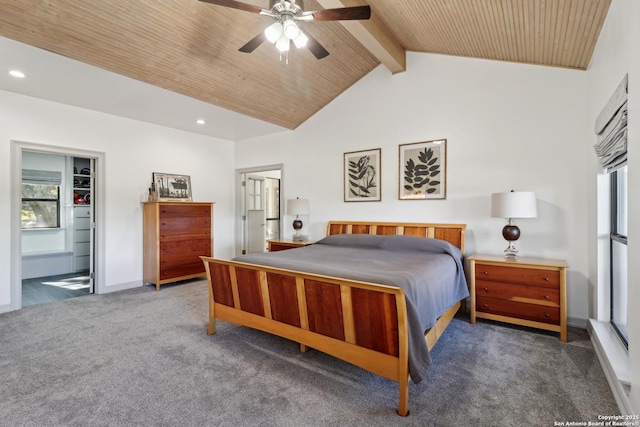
[469,254,568,342]
[267,239,314,252]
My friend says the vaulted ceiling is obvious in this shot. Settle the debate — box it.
[0,0,611,133]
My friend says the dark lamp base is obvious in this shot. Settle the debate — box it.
[502,223,520,259]
[502,224,520,241]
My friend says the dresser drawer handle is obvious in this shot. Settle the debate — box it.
[544,313,550,318]
[544,295,550,300]
[482,271,488,276]
[483,304,489,309]
[483,287,489,292]
[544,277,550,281]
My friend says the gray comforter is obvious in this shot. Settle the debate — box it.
[233,234,469,383]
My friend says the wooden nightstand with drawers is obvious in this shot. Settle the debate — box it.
[267,239,314,252]
[469,254,568,342]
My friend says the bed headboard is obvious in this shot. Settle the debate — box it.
[326,221,466,255]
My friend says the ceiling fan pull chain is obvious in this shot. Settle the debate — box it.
[279,50,289,65]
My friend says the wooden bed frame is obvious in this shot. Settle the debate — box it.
[201,221,467,416]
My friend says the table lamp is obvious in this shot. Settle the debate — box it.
[287,197,309,241]
[491,190,537,259]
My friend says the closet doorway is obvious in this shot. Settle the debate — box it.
[10,141,105,311]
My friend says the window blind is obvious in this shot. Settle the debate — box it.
[594,74,628,172]
[22,169,62,186]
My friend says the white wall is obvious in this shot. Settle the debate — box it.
[0,90,236,310]
[236,52,591,323]
[587,0,640,414]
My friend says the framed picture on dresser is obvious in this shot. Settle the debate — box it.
[152,172,192,202]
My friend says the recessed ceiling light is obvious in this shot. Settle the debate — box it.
[9,70,26,79]
[196,119,206,125]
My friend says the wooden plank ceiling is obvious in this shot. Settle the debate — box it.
[0,0,611,130]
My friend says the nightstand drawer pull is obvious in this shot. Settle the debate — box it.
[544,295,550,300]
[483,287,489,292]
[544,313,550,318]
[544,277,550,281]
[483,271,488,276]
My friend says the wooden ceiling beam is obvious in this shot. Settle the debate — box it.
[315,0,406,74]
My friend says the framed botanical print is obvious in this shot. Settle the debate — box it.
[344,148,381,202]
[399,139,446,200]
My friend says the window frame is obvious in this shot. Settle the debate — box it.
[609,166,628,348]
[21,183,62,229]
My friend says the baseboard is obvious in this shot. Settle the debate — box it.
[588,319,634,415]
[568,316,588,329]
[99,280,143,294]
[0,303,13,314]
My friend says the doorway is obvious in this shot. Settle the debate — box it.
[236,165,282,256]
[10,141,105,311]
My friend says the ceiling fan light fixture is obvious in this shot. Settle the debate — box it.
[282,19,299,39]
[202,0,372,60]
[264,22,283,43]
[293,31,308,48]
[275,34,290,52]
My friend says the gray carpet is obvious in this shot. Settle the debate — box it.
[0,280,618,426]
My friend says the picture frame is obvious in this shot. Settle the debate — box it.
[152,172,192,202]
[344,148,381,202]
[399,139,447,200]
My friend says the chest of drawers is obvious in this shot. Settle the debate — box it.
[469,254,568,342]
[143,202,213,290]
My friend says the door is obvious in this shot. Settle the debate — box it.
[247,210,265,253]
[73,157,95,293]
[88,157,95,293]
[245,175,266,253]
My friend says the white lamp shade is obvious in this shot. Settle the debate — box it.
[491,191,537,219]
[264,22,283,43]
[282,19,299,39]
[293,31,308,48]
[275,34,290,52]
[287,198,309,216]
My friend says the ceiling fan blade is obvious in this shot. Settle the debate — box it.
[239,32,268,53]
[303,31,329,59]
[198,0,264,14]
[310,5,371,21]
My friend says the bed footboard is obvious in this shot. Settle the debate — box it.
[201,256,412,416]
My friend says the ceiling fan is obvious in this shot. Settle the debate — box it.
[199,0,371,59]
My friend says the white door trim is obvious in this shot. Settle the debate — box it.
[235,164,283,258]
[10,140,106,311]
